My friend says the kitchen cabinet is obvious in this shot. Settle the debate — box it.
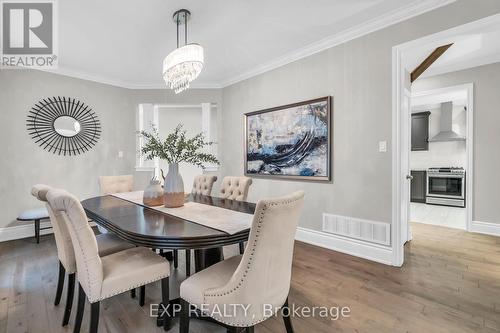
[411,111,430,151]
[410,170,427,203]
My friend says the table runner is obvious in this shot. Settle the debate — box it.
[111,191,253,235]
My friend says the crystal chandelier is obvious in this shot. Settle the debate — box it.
[163,9,204,94]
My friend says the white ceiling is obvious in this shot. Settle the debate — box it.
[412,89,468,111]
[404,19,500,78]
[52,0,452,88]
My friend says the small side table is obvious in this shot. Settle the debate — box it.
[17,208,51,243]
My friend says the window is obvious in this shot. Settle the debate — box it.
[136,103,219,174]
[135,104,158,171]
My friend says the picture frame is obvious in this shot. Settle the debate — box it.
[244,96,332,181]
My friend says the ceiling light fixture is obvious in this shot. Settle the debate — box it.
[163,9,204,94]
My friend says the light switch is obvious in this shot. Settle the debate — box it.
[378,141,387,153]
[118,151,124,158]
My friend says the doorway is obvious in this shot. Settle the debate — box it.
[391,13,500,266]
[408,85,472,232]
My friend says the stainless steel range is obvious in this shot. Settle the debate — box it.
[426,167,465,207]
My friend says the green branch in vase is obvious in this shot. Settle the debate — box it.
[140,124,220,169]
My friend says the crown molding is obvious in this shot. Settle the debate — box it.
[37,66,222,90]
[35,0,455,90]
[220,0,456,87]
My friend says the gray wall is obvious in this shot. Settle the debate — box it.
[220,0,500,232]
[0,70,221,228]
[2,0,500,234]
[413,62,500,224]
[0,70,136,228]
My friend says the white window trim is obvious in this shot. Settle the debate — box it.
[135,104,159,173]
[135,102,220,173]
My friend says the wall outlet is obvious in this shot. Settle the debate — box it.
[379,141,387,153]
[118,151,124,158]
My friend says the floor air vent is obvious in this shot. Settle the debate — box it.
[322,213,391,246]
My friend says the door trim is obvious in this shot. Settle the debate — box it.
[390,14,498,266]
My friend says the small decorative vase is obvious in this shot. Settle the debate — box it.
[143,178,164,206]
[163,163,185,208]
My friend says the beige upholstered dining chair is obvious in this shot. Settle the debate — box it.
[219,176,253,201]
[220,176,253,254]
[191,174,218,196]
[31,184,134,327]
[99,174,157,302]
[97,175,134,235]
[98,173,134,238]
[99,174,176,292]
[99,174,134,194]
[179,191,305,333]
[46,188,172,333]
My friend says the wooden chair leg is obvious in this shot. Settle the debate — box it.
[35,219,40,243]
[239,242,245,254]
[173,250,179,268]
[73,284,85,333]
[282,297,294,333]
[54,261,65,306]
[62,273,75,326]
[185,249,191,276]
[139,285,146,306]
[161,277,171,331]
[180,299,190,333]
[130,288,136,298]
[90,301,100,333]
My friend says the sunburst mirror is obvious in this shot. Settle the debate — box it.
[26,97,101,156]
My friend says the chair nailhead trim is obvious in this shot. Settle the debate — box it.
[89,273,169,302]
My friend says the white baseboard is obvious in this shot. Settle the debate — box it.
[0,221,53,242]
[0,221,97,243]
[470,220,500,237]
[295,226,394,266]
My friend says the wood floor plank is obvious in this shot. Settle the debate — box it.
[1,223,500,332]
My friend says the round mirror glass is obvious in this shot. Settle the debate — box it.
[54,116,81,137]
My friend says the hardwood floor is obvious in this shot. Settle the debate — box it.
[1,223,500,332]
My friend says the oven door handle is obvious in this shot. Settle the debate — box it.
[427,174,464,179]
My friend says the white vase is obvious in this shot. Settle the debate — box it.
[163,163,185,208]
[143,178,164,207]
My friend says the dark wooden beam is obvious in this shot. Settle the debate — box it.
[411,43,453,83]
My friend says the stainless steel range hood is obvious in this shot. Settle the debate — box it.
[429,101,466,142]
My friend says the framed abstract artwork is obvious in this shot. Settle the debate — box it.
[244,96,331,181]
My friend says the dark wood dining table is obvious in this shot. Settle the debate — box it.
[82,193,256,330]
[81,193,256,272]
